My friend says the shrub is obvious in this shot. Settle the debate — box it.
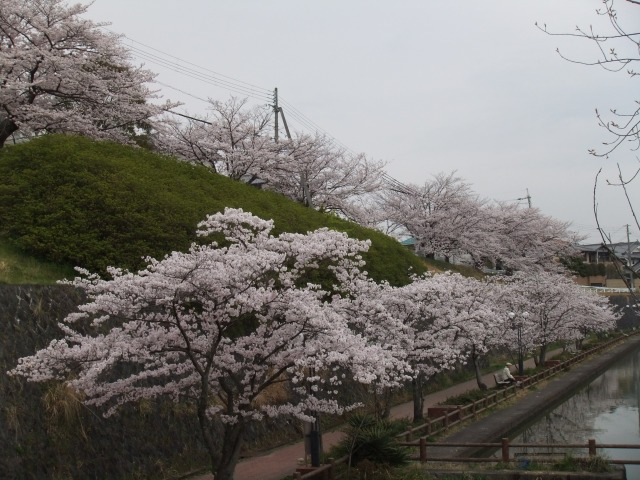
[442,389,487,405]
[553,454,611,473]
[332,413,411,468]
[0,135,426,283]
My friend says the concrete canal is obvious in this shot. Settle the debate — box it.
[508,340,640,476]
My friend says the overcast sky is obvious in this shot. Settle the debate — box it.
[87,0,639,244]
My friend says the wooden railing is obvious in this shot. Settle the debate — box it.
[292,455,349,480]
[392,338,619,443]
[291,334,634,479]
[399,437,640,466]
[293,438,640,479]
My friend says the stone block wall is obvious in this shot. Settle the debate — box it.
[0,285,209,479]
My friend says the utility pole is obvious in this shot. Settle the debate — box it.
[627,224,635,292]
[273,88,279,143]
[272,88,292,143]
[272,87,311,208]
[278,89,317,466]
[517,189,532,208]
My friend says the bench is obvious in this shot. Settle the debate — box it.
[493,371,513,387]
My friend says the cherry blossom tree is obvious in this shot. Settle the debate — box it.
[9,208,410,480]
[319,270,505,423]
[156,98,386,221]
[155,97,278,179]
[428,273,510,391]
[501,271,617,366]
[0,0,168,147]
[330,277,412,419]
[381,172,488,263]
[382,272,505,421]
[267,132,386,220]
[484,202,582,273]
[380,172,580,273]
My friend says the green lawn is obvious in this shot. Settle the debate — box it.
[0,238,75,284]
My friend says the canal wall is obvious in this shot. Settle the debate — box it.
[431,334,640,459]
[0,285,303,479]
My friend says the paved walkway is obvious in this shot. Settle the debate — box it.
[189,353,558,480]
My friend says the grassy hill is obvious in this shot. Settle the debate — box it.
[0,134,429,285]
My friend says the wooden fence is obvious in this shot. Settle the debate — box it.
[294,438,640,479]
[400,437,640,465]
[291,335,635,479]
[393,336,620,443]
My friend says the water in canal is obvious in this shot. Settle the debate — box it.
[507,345,640,475]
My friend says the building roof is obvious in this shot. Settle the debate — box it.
[577,241,640,262]
[400,237,416,246]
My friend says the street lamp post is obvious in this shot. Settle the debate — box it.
[516,321,523,376]
[308,416,321,467]
[509,311,528,376]
[304,365,322,467]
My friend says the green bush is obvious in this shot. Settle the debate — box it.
[553,454,611,473]
[442,388,488,405]
[331,413,411,467]
[0,135,426,284]
[561,256,606,277]
[580,454,612,473]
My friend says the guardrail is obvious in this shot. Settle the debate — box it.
[291,334,633,479]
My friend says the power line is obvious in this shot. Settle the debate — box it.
[280,97,356,155]
[156,81,209,104]
[381,173,420,196]
[125,44,271,102]
[163,108,212,125]
[102,27,272,98]
[103,29,367,157]
[102,28,424,199]
[99,30,271,101]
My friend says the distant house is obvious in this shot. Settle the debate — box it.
[400,237,416,251]
[578,241,640,269]
[575,241,640,289]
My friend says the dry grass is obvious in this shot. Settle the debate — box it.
[5,405,20,440]
[252,378,290,407]
[42,382,88,440]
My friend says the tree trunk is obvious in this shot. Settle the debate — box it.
[373,387,392,420]
[381,387,391,420]
[0,117,18,148]
[382,387,392,419]
[538,343,548,367]
[197,387,245,480]
[472,346,487,390]
[215,421,245,480]
[412,375,425,423]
